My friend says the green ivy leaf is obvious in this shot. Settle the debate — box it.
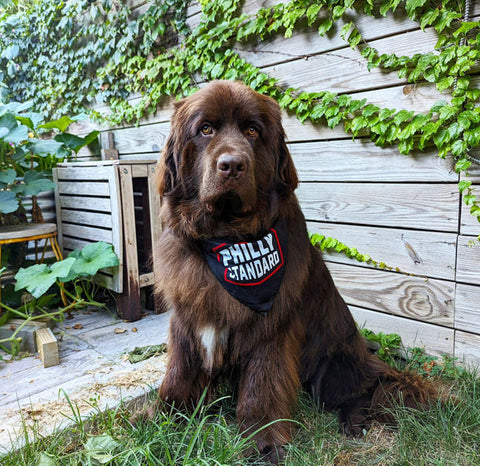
[458,180,472,193]
[455,158,471,173]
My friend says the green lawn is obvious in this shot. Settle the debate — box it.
[2,365,480,465]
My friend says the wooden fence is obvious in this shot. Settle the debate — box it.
[70,1,480,365]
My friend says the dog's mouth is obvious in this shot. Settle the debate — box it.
[206,191,246,218]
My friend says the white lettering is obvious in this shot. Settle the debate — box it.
[219,249,232,267]
[264,233,274,251]
[230,243,245,264]
[247,242,261,259]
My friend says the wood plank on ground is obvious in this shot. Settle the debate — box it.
[327,262,454,327]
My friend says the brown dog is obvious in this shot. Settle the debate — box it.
[151,80,437,463]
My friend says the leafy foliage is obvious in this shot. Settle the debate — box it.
[0,242,119,356]
[1,0,479,233]
[0,101,99,216]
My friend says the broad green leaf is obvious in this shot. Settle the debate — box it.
[54,133,86,151]
[37,452,59,466]
[11,170,55,197]
[29,139,64,156]
[64,242,119,281]
[4,124,29,144]
[0,168,16,184]
[38,115,75,132]
[0,112,18,131]
[0,190,18,214]
[14,116,35,130]
[15,258,76,298]
[0,127,9,138]
[84,434,121,464]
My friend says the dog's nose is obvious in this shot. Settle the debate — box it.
[217,154,246,179]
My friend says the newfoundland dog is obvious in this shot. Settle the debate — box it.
[149,80,437,463]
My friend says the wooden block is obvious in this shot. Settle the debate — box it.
[35,328,60,368]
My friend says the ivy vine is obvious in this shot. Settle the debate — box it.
[1,0,479,240]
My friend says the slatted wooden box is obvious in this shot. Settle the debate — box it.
[53,160,161,321]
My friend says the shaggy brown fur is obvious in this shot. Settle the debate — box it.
[149,80,438,464]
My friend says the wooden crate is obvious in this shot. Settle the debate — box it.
[53,160,161,321]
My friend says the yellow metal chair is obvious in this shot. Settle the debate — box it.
[0,223,63,307]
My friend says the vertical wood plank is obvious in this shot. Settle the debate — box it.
[148,163,164,312]
[117,165,142,321]
[107,163,124,293]
[52,168,64,253]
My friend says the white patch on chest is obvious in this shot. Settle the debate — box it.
[198,325,227,372]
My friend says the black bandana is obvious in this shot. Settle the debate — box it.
[201,218,288,315]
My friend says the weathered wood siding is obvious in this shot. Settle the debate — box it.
[71,1,480,364]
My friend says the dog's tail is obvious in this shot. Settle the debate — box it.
[370,367,443,424]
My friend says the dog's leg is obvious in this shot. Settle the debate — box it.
[158,318,210,409]
[236,331,300,464]
[131,317,208,425]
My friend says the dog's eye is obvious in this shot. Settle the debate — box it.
[246,126,258,138]
[200,123,213,136]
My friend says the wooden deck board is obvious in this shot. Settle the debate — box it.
[0,308,170,452]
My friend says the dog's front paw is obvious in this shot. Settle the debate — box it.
[260,444,285,464]
[341,417,367,437]
[129,400,160,426]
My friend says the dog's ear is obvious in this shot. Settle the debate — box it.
[155,135,178,197]
[277,131,298,195]
[155,101,186,197]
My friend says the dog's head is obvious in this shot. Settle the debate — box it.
[156,80,298,238]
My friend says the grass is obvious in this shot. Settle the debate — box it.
[2,366,480,466]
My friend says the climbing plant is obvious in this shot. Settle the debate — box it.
[1,0,479,240]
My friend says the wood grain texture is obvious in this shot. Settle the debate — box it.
[57,180,110,197]
[297,182,459,232]
[265,28,439,95]
[460,199,480,236]
[308,221,457,280]
[290,141,457,182]
[236,7,420,69]
[327,262,454,326]
[456,236,480,285]
[455,283,480,334]
[59,196,112,213]
[61,223,113,243]
[351,306,454,357]
[454,331,480,368]
[61,209,113,229]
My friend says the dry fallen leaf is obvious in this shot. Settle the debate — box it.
[114,328,127,334]
[73,323,83,330]
[132,328,138,333]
